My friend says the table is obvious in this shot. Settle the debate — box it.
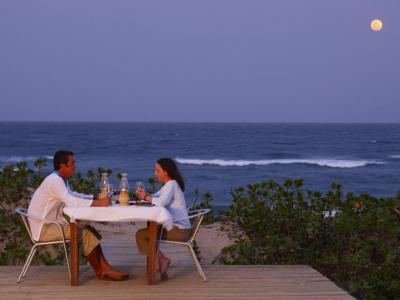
[63,205,174,286]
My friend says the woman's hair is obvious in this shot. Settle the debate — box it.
[157,158,185,191]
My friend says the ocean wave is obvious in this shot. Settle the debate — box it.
[0,155,53,163]
[175,158,384,168]
[389,155,400,159]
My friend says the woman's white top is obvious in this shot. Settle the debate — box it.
[151,180,191,229]
[28,173,93,241]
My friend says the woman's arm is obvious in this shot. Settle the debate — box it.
[145,181,176,207]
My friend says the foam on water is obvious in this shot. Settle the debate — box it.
[176,158,384,168]
[0,155,53,163]
[0,156,33,163]
[1,122,399,201]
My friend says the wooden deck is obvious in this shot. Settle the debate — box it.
[0,222,355,299]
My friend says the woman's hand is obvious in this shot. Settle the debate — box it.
[135,187,146,200]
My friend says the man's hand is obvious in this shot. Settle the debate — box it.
[91,197,110,207]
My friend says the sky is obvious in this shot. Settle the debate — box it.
[0,0,399,122]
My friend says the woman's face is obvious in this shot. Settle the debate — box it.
[154,163,170,183]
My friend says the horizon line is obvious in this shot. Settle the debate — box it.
[0,120,400,125]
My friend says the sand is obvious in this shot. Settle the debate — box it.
[94,220,245,265]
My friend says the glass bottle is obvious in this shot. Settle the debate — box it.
[119,173,130,205]
[99,173,109,199]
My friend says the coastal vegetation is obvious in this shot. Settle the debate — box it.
[1,159,399,299]
[216,179,400,300]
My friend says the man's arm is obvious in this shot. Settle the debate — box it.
[67,183,94,200]
[50,176,93,207]
[70,190,94,200]
[51,176,110,207]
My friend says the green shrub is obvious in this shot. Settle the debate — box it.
[0,160,216,266]
[0,160,105,266]
[0,161,51,265]
[216,179,400,299]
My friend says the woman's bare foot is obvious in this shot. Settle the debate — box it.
[159,256,171,280]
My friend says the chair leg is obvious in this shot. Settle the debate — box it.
[17,246,37,283]
[22,246,37,279]
[186,244,207,282]
[63,242,71,279]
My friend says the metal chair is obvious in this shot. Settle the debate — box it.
[15,208,71,283]
[158,208,210,282]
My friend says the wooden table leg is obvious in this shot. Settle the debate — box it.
[147,221,157,285]
[70,222,79,286]
[146,221,150,275]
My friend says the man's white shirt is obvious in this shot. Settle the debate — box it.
[28,173,93,241]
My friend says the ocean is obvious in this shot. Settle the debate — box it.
[1,122,399,205]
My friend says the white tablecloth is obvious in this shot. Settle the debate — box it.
[63,205,174,230]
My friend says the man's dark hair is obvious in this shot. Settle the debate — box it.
[53,150,74,171]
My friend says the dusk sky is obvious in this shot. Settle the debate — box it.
[0,1,399,122]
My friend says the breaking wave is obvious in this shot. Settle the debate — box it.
[176,158,384,168]
[0,155,53,163]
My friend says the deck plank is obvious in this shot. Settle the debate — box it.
[0,223,354,299]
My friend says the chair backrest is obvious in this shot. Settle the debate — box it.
[15,207,36,243]
[187,208,210,243]
[394,207,400,216]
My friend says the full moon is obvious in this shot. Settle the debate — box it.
[370,19,383,31]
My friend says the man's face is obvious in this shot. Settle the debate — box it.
[59,155,76,179]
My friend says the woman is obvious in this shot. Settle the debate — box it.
[135,158,192,280]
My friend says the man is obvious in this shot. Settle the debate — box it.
[28,150,129,281]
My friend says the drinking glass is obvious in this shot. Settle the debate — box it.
[107,183,114,198]
[136,181,145,192]
[99,173,110,199]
